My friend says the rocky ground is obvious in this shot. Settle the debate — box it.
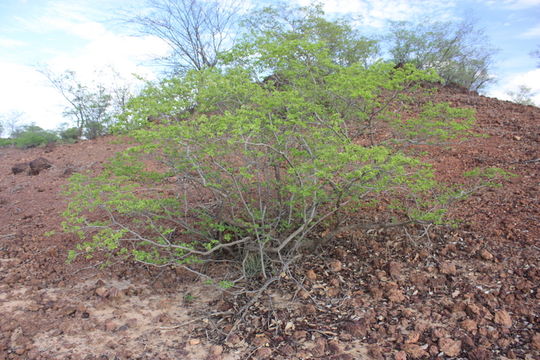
[0,87,538,359]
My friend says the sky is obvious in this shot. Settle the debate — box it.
[0,0,539,133]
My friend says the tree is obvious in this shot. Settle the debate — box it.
[507,85,537,106]
[11,124,58,148]
[239,4,380,69]
[128,0,242,72]
[386,18,497,91]
[39,69,131,139]
[0,111,24,138]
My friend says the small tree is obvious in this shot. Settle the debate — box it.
[386,18,497,91]
[507,85,537,106]
[127,0,242,72]
[40,69,131,139]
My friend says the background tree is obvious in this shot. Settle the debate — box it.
[10,124,58,148]
[0,111,24,138]
[40,69,132,139]
[507,85,537,106]
[385,18,497,91]
[128,0,242,72]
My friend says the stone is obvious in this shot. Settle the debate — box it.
[329,260,343,272]
[461,319,478,333]
[494,310,512,328]
[28,157,52,175]
[11,163,29,175]
[254,347,272,359]
[95,287,109,297]
[402,344,428,358]
[480,249,494,261]
[306,269,317,280]
[438,337,462,357]
[439,261,457,275]
[395,350,407,360]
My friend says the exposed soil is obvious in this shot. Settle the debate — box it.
[0,87,538,359]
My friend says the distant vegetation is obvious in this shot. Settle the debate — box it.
[62,3,491,295]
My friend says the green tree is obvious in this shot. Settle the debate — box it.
[11,124,58,148]
[386,18,497,91]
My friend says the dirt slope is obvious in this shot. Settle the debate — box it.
[0,88,538,359]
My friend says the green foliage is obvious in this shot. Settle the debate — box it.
[0,138,14,147]
[11,125,58,148]
[386,19,497,91]
[63,4,476,285]
[59,126,80,142]
[392,102,476,143]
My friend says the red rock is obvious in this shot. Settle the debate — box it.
[255,347,272,359]
[311,338,327,357]
[327,339,343,354]
[226,334,241,346]
[438,337,461,357]
[439,261,457,275]
[302,304,317,314]
[344,320,367,338]
[306,269,317,280]
[395,350,407,360]
[388,288,405,302]
[480,249,493,261]
[252,334,269,347]
[468,347,491,360]
[329,260,343,272]
[494,310,512,328]
[402,344,428,358]
[292,330,307,341]
[28,157,52,175]
[330,355,354,360]
[327,287,340,297]
[461,319,478,333]
[11,163,29,175]
[531,332,540,350]
[405,331,420,344]
[95,287,109,297]
[210,345,223,356]
[387,261,402,279]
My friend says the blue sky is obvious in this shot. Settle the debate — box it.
[0,0,539,132]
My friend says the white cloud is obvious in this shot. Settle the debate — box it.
[0,37,27,48]
[292,0,457,27]
[488,68,540,105]
[0,62,65,130]
[1,0,171,130]
[485,0,540,9]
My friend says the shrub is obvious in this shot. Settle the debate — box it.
[63,4,475,290]
[12,125,58,148]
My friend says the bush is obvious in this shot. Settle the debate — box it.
[12,125,58,148]
[63,4,475,290]
[59,127,80,142]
